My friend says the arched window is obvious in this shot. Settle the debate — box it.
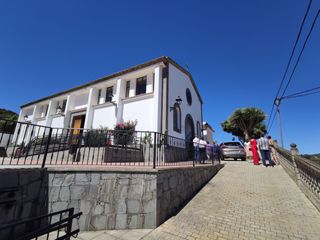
[173,103,181,132]
[196,121,201,137]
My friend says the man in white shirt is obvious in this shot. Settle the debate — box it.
[199,138,207,164]
[193,136,200,163]
[258,135,274,167]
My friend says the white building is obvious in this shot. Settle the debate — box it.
[18,56,203,142]
[202,122,215,145]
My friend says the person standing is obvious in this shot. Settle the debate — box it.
[205,141,213,161]
[193,136,200,163]
[250,138,260,165]
[267,136,277,165]
[199,138,207,164]
[258,135,274,167]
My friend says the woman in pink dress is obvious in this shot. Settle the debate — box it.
[250,138,260,165]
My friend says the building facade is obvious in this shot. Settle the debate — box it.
[203,122,215,145]
[19,57,203,142]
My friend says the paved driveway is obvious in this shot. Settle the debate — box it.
[142,161,320,240]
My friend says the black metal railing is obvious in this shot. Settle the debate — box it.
[0,208,82,240]
[0,119,221,168]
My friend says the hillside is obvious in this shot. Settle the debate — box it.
[0,108,18,120]
[0,108,18,133]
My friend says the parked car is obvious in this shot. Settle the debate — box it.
[220,142,246,161]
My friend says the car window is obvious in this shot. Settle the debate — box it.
[224,142,241,146]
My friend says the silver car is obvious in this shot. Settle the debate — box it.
[220,142,246,161]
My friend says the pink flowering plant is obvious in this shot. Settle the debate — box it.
[113,120,137,145]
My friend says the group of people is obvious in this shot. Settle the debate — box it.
[192,136,221,163]
[248,135,276,167]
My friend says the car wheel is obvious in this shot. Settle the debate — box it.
[234,158,237,161]
[241,158,246,161]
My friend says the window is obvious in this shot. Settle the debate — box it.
[97,89,101,104]
[186,88,192,106]
[125,81,130,98]
[105,86,113,102]
[136,76,147,95]
[173,103,181,132]
[44,104,49,117]
[61,99,67,112]
[196,121,201,137]
[152,73,155,92]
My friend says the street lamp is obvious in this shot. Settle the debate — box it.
[170,96,182,111]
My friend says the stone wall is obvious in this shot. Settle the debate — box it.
[0,168,48,239]
[48,171,157,230]
[156,165,223,225]
[48,164,222,230]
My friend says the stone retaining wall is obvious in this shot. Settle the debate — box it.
[48,164,222,231]
[0,168,48,239]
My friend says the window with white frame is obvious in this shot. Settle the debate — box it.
[125,80,130,98]
[105,86,113,102]
[136,76,147,95]
[61,99,67,112]
[196,121,201,137]
[97,89,102,104]
[173,103,181,132]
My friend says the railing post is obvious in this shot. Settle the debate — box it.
[153,132,157,169]
[193,143,195,167]
[290,143,300,181]
[66,208,74,240]
[42,127,53,168]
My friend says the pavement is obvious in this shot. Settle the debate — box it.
[77,229,153,240]
[77,160,320,240]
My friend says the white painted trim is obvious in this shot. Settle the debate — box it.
[122,92,154,103]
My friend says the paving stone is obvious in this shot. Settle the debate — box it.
[144,161,320,240]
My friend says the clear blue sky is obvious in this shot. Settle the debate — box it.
[0,0,319,154]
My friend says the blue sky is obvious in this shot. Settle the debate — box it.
[0,0,319,154]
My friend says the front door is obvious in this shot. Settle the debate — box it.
[71,114,86,144]
[185,114,195,159]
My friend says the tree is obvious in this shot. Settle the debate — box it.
[221,108,267,143]
[0,108,18,133]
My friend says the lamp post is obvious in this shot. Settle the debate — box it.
[274,98,284,148]
[170,96,182,111]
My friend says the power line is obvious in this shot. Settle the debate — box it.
[283,86,320,99]
[280,7,320,98]
[268,86,320,132]
[266,0,313,130]
[268,108,277,133]
[284,89,320,99]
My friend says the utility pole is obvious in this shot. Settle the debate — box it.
[274,98,284,147]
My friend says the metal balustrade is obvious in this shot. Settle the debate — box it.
[0,208,82,240]
[0,119,221,168]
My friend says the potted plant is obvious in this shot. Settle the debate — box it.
[113,120,137,146]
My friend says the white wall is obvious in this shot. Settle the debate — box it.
[92,105,117,129]
[73,94,88,110]
[203,129,214,144]
[122,96,155,132]
[36,119,46,126]
[167,64,202,139]
[0,133,12,147]
[51,116,64,128]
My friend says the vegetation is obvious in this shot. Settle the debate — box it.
[113,120,137,145]
[84,127,109,147]
[221,108,267,143]
[0,108,18,133]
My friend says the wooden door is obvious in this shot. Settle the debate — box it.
[71,115,85,144]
